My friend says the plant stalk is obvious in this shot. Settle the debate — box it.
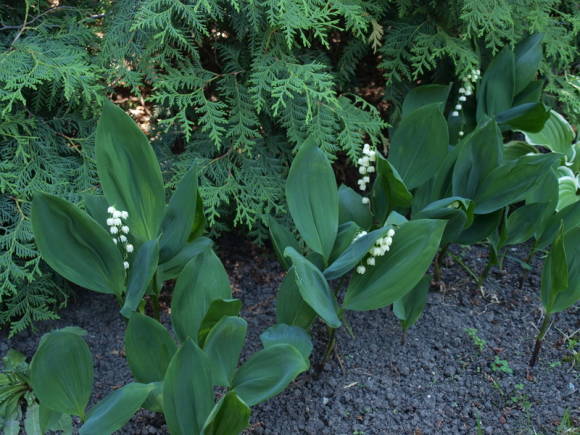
[317,327,337,373]
[434,244,449,282]
[151,293,161,320]
[519,244,537,289]
[529,312,553,367]
[478,252,495,287]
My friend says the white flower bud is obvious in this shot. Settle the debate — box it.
[359,166,367,175]
[106,218,114,226]
[121,226,129,234]
[363,143,371,153]
[123,261,130,270]
[112,238,118,244]
[126,244,134,253]
[371,247,382,256]
[107,206,115,214]
[119,235,127,243]
[361,156,370,167]
[357,158,364,166]
[455,104,462,110]
[368,150,376,161]
[459,131,464,137]
[363,176,370,183]
[366,257,375,266]
[459,87,465,94]
[359,184,366,191]
[356,265,366,274]
[459,95,467,102]
[465,89,472,96]
[110,226,119,234]
[366,166,375,173]
[121,211,129,219]
[362,197,370,204]
[451,111,459,117]
[113,210,122,218]
[114,218,122,226]
[387,229,395,237]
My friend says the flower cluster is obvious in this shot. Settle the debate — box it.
[355,228,396,274]
[451,68,481,137]
[357,144,376,205]
[107,206,132,270]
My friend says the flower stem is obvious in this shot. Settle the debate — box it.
[519,244,537,289]
[529,312,553,367]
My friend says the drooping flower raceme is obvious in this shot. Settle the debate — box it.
[106,206,132,269]
[357,143,377,205]
[354,228,396,274]
[451,68,481,137]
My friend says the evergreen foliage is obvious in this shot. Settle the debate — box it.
[0,0,578,332]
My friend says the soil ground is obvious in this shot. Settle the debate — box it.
[2,239,578,434]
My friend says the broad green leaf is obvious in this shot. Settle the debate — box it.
[260,324,313,362]
[329,221,361,264]
[159,165,200,263]
[521,110,575,154]
[338,185,372,229]
[456,211,502,245]
[276,269,317,329]
[201,392,250,435]
[30,331,93,418]
[268,216,301,270]
[95,101,165,243]
[232,344,308,406]
[142,382,163,413]
[541,226,570,313]
[203,316,247,387]
[415,197,473,244]
[163,339,214,435]
[388,103,449,189]
[503,141,538,160]
[80,383,154,435]
[474,154,560,214]
[513,80,544,106]
[385,211,408,226]
[39,406,72,434]
[121,239,159,318]
[324,227,391,280]
[24,402,41,435]
[286,143,338,262]
[373,153,412,218]
[83,194,109,230]
[496,102,549,132]
[514,33,543,95]
[412,145,457,213]
[505,203,552,246]
[538,201,580,249]
[402,84,450,119]
[198,298,242,345]
[125,313,176,383]
[284,247,341,328]
[171,248,231,343]
[557,176,579,211]
[31,193,125,295]
[343,219,445,311]
[452,120,503,199]
[476,47,515,122]
[2,349,26,370]
[157,237,213,281]
[393,275,431,331]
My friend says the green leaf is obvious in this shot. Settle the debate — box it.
[324,227,391,280]
[557,176,579,212]
[402,84,451,119]
[329,221,361,264]
[121,239,160,318]
[198,299,242,345]
[260,324,313,362]
[159,165,200,263]
[452,120,503,200]
[415,197,473,244]
[275,269,317,329]
[514,33,543,95]
[343,219,445,311]
[538,201,580,249]
[477,47,515,122]
[201,392,250,435]
[505,203,552,246]
[284,247,341,328]
[95,100,165,244]
[171,248,232,343]
[141,382,163,413]
[338,185,372,229]
[39,406,72,434]
[80,383,154,435]
[540,225,570,313]
[31,192,125,295]
[456,211,503,245]
[388,103,449,190]
[372,153,412,218]
[393,275,431,331]
[232,344,308,406]
[157,237,214,281]
[521,110,575,154]
[24,402,41,435]
[474,154,560,214]
[286,143,338,262]
[125,313,176,383]
[163,339,214,435]
[203,316,247,387]
[268,217,301,270]
[496,103,549,132]
[30,331,93,418]
[503,141,538,160]
[513,80,544,106]
[83,194,109,230]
